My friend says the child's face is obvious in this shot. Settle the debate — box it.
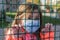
[21,9,40,32]
[20,9,40,32]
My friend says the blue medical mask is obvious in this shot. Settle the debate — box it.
[22,20,40,33]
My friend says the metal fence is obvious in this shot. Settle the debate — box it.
[0,0,60,40]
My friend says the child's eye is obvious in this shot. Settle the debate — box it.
[28,17,40,20]
[28,15,33,19]
[28,17,33,20]
[35,17,40,20]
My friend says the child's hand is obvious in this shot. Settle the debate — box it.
[41,23,54,34]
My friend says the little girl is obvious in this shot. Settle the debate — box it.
[5,3,54,40]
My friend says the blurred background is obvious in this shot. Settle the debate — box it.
[0,0,60,40]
